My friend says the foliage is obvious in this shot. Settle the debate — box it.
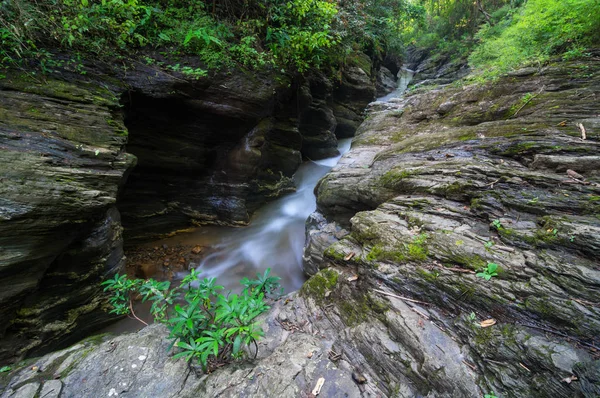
[469,0,600,77]
[476,262,499,281]
[0,0,423,75]
[0,365,11,373]
[101,268,281,371]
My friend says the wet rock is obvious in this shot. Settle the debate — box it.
[307,52,600,396]
[0,71,134,362]
[376,66,397,97]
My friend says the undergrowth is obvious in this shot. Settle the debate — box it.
[101,268,282,372]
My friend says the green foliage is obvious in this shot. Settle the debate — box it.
[476,262,499,281]
[101,268,281,371]
[484,393,498,398]
[469,0,600,77]
[0,365,11,373]
[491,219,503,230]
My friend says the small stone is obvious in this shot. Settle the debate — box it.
[138,355,146,361]
[191,245,203,254]
[131,364,137,368]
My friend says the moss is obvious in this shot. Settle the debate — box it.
[380,169,414,188]
[417,268,439,283]
[365,234,429,263]
[300,268,339,302]
[324,245,347,261]
[366,244,384,261]
[337,293,387,327]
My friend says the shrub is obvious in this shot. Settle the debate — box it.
[469,0,600,77]
[101,268,282,371]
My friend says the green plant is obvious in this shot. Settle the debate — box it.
[477,262,499,281]
[491,219,503,230]
[102,268,281,371]
[484,240,494,249]
[0,365,11,373]
[484,393,498,398]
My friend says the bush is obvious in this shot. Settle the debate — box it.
[469,0,600,77]
[101,268,282,371]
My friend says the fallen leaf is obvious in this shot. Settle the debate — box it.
[557,120,567,127]
[561,375,578,384]
[480,319,497,328]
[344,252,355,261]
[191,245,203,254]
[347,275,358,282]
[578,123,586,140]
[567,169,584,180]
[312,377,325,395]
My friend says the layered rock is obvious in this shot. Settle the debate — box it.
[304,54,600,396]
[0,51,383,363]
[0,72,135,362]
[3,54,599,397]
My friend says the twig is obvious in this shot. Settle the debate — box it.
[410,307,430,320]
[486,178,501,188]
[462,360,477,371]
[519,362,531,372]
[129,300,149,326]
[373,288,430,305]
[512,86,545,118]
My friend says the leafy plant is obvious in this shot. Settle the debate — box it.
[484,393,498,398]
[477,262,499,281]
[102,268,282,371]
[0,365,11,373]
[491,219,503,230]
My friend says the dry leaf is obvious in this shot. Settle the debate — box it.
[480,319,497,328]
[347,275,359,282]
[191,245,202,254]
[557,120,567,127]
[561,375,578,384]
[578,123,587,140]
[567,169,584,180]
[344,252,355,261]
[312,377,325,395]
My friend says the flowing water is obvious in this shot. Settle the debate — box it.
[378,67,415,103]
[165,138,353,293]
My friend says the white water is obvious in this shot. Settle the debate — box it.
[159,138,353,293]
[378,67,415,103]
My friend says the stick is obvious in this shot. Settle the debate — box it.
[512,86,545,118]
[129,300,149,326]
[373,288,430,305]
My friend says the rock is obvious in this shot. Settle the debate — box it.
[0,52,380,363]
[376,66,397,97]
[191,245,202,254]
[307,52,600,396]
[39,380,62,398]
[0,71,134,362]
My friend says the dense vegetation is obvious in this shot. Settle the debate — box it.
[1,0,599,81]
[407,0,600,77]
[0,0,422,75]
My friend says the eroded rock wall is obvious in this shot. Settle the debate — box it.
[0,72,134,362]
[303,53,600,396]
[0,52,384,362]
